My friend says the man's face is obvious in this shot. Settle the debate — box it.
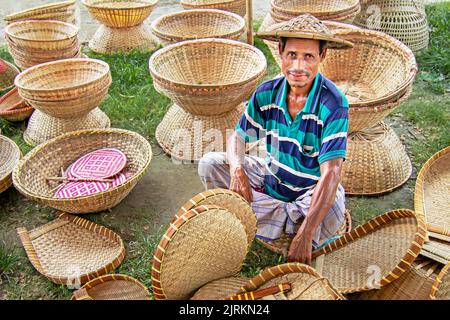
[279,38,326,89]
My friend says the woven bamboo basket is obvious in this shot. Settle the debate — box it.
[354,0,429,52]
[72,274,150,300]
[0,88,34,122]
[149,39,267,116]
[414,146,450,238]
[151,9,245,46]
[181,0,247,17]
[155,103,244,162]
[3,1,79,26]
[342,122,412,196]
[23,108,111,147]
[311,209,427,294]
[0,135,21,194]
[13,128,153,214]
[0,59,19,91]
[17,212,125,285]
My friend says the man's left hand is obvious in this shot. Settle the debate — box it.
[287,231,313,265]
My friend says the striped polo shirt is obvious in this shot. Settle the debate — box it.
[236,73,349,202]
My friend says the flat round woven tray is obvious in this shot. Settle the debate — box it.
[155,103,244,162]
[181,0,247,17]
[152,205,249,300]
[0,87,34,122]
[72,274,150,300]
[311,209,427,294]
[17,213,125,285]
[342,122,412,196]
[0,135,21,194]
[14,128,152,214]
[151,9,245,46]
[0,59,19,91]
[23,108,111,147]
[149,38,267,116]
[414,146,450,237]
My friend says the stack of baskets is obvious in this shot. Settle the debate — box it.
[82,0,159,54]
[180,0,248,17]
[14,58,112,146]
[4,20,81,70]
[354,0,429,52]
[149,38,267,162]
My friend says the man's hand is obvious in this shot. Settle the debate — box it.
[287,228,313,265]
[230,166,253,203]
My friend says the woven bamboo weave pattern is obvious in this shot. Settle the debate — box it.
[0,59,19,91]
[0,88,33,122]
[431,263,450,300]
[152,205,248,300]
[181,0,247,17]
[0,135,21,194]
[311,209,427,294]
[190,277,249,300]
[17,213,125,285]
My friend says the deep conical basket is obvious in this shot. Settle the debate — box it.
[0,135,21,194]
[181,0,247,17]
[151,9,245,46]
[149,39,267,116]
[13,129,152,214]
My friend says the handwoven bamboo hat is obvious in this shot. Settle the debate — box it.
[256,14,354,49]
[0,87,34,122]
[180,0,247,17]
[0,134,21,194]
[0,59,19,91]
[17,213,125,285]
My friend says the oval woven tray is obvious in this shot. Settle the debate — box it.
[17,213,125,285]
[181,0,247,17]
[0,135,21,194]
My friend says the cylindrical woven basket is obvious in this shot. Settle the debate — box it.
[0,59,20,91]
[151,9,245,46]
[0,87,34,122]
[354,0,429,52]
[181,0,247,17]
[149,38,267,116]
[72,274,150,300]
[0,135,21,194]
[17,212,125,285]
[13,128,153,214]
[342,122,412,196]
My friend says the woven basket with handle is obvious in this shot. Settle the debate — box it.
[0,87,34,122]
[0,135,21,194]
[181,0,247,17]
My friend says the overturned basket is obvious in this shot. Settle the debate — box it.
[0,135,21,194]
[0,88,34,122]
[0,59,19,91]
[151,9,245,46]
[18,213,125,285]
[13,129,152,214]
[181,0,247,17]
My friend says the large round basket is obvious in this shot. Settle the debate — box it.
[17,213,125,285]
[149,38,267,116]
[0,59,20,91]
[0,88,34,122]
[342,122,412,196]
[151,9,245,46]
[0,135,21,194]
[181,0,247,17]
[72,274,150,300]
[13,129,153,214]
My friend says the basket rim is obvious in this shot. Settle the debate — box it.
[271,0,360,17]
[82,0,158,11]
[5,20,79,43]
[0,134,22,183]
[149,38,267,90]
[14,58,110,93]
[0,87,34,116]
[181,0,240,6]
[12,128,152,202]
[3,0,76,21]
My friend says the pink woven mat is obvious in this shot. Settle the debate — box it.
[69,148,127,179]
[54,180,110,198]
[109,172,131,189]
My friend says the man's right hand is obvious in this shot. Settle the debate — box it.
[230,166,253,203]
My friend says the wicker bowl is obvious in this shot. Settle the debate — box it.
[12,129,152,214]
[151,9,245,46]
[180,0,247,17]
[82,0,158,28]
[149,39,267,116]
[0,87,34,122]
[0,135,21,194]
[0,59,20,91]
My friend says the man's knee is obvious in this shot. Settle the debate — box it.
[198,152,227,178]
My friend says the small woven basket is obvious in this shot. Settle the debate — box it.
[72,274,150,300]
[0,135,21,194]
[0,87,34,122]
[13,128,153,214]
[17,213,125,285]
[151,9,245,46]
[0,59,20,91]
[181,0,247,17]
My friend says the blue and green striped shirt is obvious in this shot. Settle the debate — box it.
[236,73,349,202]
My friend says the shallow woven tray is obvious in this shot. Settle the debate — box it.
[149,38,267,116]
[0,87,34,122]
[14,128,152,214]
[151,9,245,46]
[0,135,21,194]
[0,59,19,91]
[82,0,158,28]
[311,209,426,294]
[342,122,412,196]
[72,274,150,300]
[152,205,249,300]
[181,0,247,17]
[17,213,125,285]
[23,108,111,147]
[156,103,244,162]
[414,146,450,237]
